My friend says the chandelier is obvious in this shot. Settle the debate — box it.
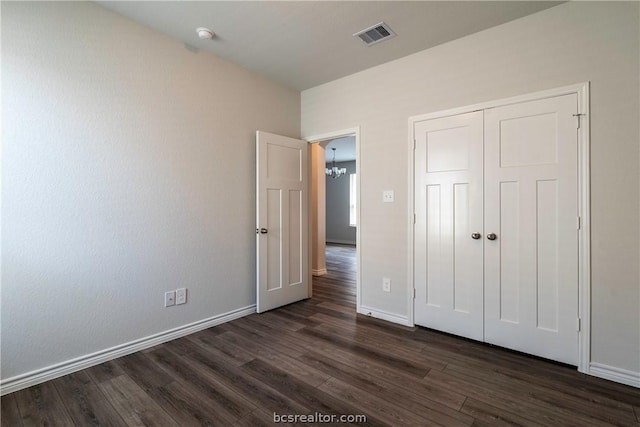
[326,148,347,179]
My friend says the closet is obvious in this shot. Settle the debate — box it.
[413,93,579,365]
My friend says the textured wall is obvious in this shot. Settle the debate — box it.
[326,161,357,245]
[2,1,299,380]
[302,2,639,372]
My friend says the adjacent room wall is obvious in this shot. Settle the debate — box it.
[302,2,640,374]
[310,143,327,275]
[326,161,356,245]
[1,1,299,382]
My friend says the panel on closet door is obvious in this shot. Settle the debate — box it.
[414,111,484,341]
[426,185,442,307]
[427,126,470,172]
[453,183,472,313]
[536,179,559,331]
[499,113,558,167]
[499,181,520,324]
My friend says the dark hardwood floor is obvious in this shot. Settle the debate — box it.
[2,243,639,426]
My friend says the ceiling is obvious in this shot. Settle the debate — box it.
[325,136,356,163]
[96,1,562,91]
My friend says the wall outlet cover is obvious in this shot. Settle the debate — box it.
[383,277,391,292]
[383,190,394,203]
[165,291,176,307]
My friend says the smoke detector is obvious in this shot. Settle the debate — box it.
[353,22,396,46]
[196,27,215,40]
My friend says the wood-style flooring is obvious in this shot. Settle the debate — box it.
[2,244,639,426]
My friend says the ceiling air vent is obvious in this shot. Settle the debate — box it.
[353,22,396,46]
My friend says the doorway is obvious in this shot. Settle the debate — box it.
[306,128,361,312]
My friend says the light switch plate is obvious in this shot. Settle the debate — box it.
[176,288,187,305]
[383,190,395,203]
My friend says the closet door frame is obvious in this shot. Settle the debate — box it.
[408,82,591,374]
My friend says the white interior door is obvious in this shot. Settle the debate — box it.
[414,111,484,340]
[484,94,579,365]
[256,131,309,313]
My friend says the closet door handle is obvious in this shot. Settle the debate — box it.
[486,233,497,241]
[471,232,481,240]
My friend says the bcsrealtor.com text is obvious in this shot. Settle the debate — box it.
[273,412,367,423]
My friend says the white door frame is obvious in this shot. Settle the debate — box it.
[304,127,361,313]
[408,83,591,373]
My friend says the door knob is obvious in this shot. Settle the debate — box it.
[487,233,497,241]
[260,228,268,234]
[471,232,481,240]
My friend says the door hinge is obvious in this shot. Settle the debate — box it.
[413,213,416,224]
[413,139,416,150]
[573,113,585,129]
[577,317,581,332]
[413,288,416,299]
[577,216,581,230]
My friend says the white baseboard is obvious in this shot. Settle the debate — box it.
[588,362,640,388]
[357,305,411,327]
[326,239,356,246]
[0,305,256,396]
[312,268,327,276]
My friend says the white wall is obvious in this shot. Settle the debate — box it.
[326,161,356,245]
[1,2,299,381]
[302,2,640,373]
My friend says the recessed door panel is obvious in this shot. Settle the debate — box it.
[536,179,559,332]
[288,189,302,286]
[499,181,520,323]
[267,143,302,181]
[426,184,442,307]
[427,126,470,172]
[500,113,558,167]
[453,183,471,313]
[266,188,283,291]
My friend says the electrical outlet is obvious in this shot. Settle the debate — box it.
[383,277,391,292]
[383,190,395,203]
[176,288,187,305]
[165,291,176,307]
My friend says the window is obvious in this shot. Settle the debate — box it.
[349,173,357,227]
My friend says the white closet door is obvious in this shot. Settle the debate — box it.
[484,94,579,365]
[414,111,484,340]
